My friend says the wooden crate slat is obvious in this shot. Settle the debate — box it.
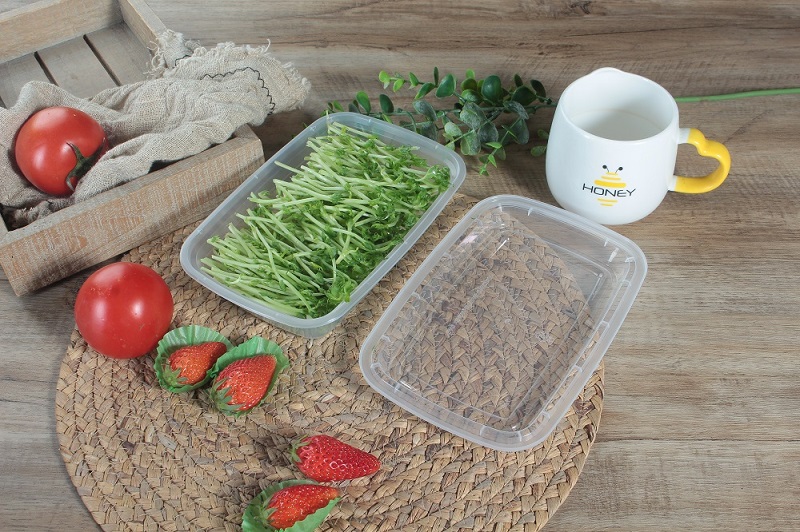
[0,127,264,295]
[0,0,122,64]
[86,24,152,85]
[118,0,166,48]
[0,53,50,107]
[36,37,118,98]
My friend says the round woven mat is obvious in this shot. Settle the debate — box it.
[55,194,604,532]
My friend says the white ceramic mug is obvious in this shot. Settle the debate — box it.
[545,67,731,225]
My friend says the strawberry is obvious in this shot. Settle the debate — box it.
[265,483,339,530]
[208,355,277,414]
[163,341,228,387]
[291,434,381,482]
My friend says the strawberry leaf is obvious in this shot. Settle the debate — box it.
[208,336,290,416]
[154,325,234,393]
[242,480,340,532]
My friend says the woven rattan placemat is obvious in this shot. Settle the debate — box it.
[55,194,604,532]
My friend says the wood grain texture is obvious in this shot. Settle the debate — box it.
[0,53,49,106]
[36,37,119,97]
[0,127,264,295]
[1,0,799,531]
[85,24,154,84]
[0,0,265,295]
[0,0,121,63]
[118,0,167,49]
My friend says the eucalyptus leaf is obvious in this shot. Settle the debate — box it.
[459,102,485,130]
[413,99,437,122]
[511,86,536,106]
[460,130,481,156]
[418,122,439,141]
[379,94,394,114]
[415,82,436,99]
[461,77,478,92]
[460,88,481,103]
[504,100,529,120]
[478,121,499,144]
[481,75,502,102]
[531,145,547,156]
[324,67,554,175]
[444,121,463,139]
[355,91,371,113]
[508,118,530,144]
[435,73,456,98]
[531,79,547,99]
[402,110,418,129]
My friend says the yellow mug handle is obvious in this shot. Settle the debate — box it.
[672,128,731,193]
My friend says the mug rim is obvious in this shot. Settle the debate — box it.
[558,67,679,142]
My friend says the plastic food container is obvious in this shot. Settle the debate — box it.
[359,195,647,451]
[180,112,466,338]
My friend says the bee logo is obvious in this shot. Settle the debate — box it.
[594,165,624,207]
[581,165,635,205]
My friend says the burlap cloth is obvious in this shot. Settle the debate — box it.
[0,31,310,229]
[55,194,604,531]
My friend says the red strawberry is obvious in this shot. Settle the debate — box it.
[291,434,381,482]
[266,483,339,530]
[208,355,277,414]
[164,341,227,386]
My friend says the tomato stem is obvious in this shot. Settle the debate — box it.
[66,141,107,191]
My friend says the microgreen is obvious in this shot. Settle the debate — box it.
[200,122,450,319]
[326,68,555,175]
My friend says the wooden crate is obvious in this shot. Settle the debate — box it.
[0,0,265,296]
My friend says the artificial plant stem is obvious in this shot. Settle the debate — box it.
[675,87,800,103]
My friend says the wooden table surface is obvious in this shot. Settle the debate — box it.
[2,1,799,530]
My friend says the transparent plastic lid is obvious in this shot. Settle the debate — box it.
[359,195,647,451]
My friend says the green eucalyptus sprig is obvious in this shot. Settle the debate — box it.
[325,68,555,175]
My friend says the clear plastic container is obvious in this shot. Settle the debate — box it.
[180,113,466,338]
[359,195,647,451]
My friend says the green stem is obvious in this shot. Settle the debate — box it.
[66,141,106,191]
[675,87,800,103]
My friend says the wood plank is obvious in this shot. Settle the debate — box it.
[548,440,800,530]
[119,0,167,48]
[85,23,152,85]
[0,272,99,530]
[0,127,263,295]
[0,0,121,63]
[0,0,36,15]
[0,52,50,107]
[35,37,117,98]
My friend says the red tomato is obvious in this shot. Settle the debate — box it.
[74,263,174,359]
[14,106,109,196]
